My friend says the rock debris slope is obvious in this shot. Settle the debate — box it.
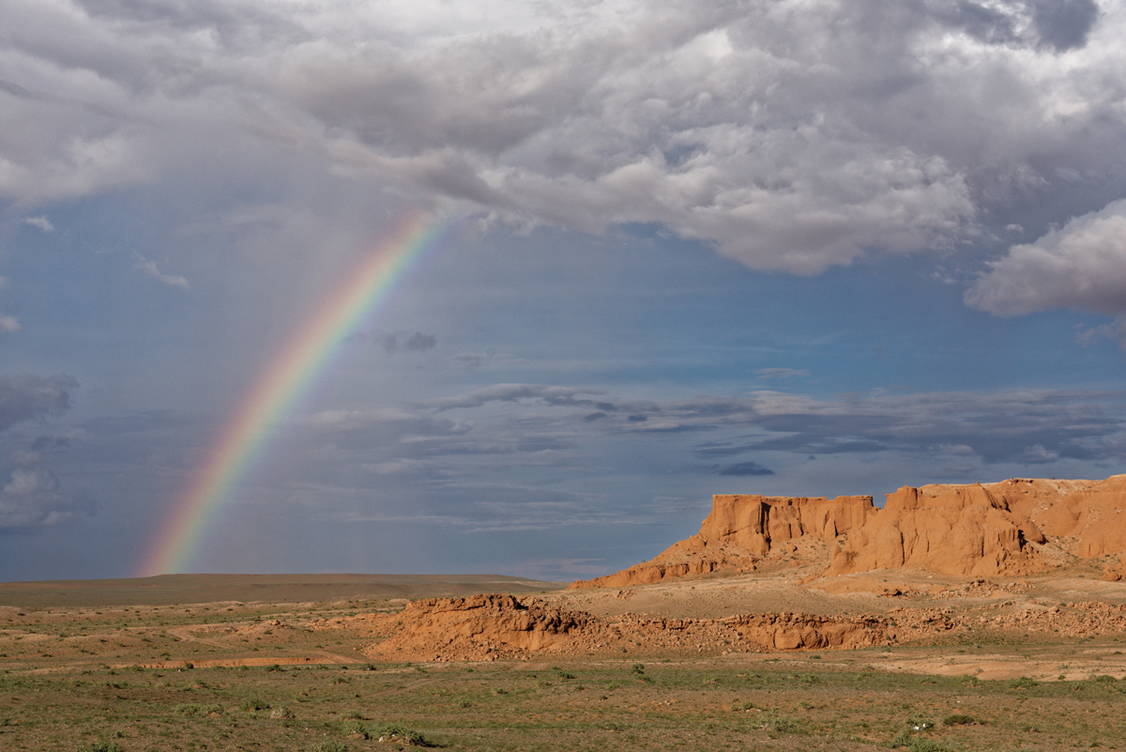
[365,594,891,661]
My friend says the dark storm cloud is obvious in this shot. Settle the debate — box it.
[4,0,1124,284]
[924,0,1099,51]
[1030,0,1100,50]
[0,374,77,433]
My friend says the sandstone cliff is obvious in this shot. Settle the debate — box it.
[571,494,877,589]
[829,476,1126,576]
[575,475,1126,587]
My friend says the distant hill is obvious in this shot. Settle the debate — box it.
[0,573,560,607]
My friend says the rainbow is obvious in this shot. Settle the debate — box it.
[138,212,447,576]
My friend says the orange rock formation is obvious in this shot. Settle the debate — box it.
[365,594,891,661]
[575,475,1126,587]
[572,494,877,588]
[830,476,1126,577]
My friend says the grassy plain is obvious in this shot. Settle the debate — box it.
[1,575,1125,751]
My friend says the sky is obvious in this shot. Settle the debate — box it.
[1,0,1125,582]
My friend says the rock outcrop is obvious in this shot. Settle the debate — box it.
[572,494,877,588]
[572,495,878,589]
[576,475,1126,587]
[827,483,1047,577]
[365,594,892,661]
[367,594,595,661]
[829,476,1126,577]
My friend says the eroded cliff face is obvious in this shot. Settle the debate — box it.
[827,483,1047,577]
[829,476,1126,577]
[571,494,877,589]
[573,475,1126,588]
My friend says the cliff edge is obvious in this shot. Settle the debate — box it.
[571,494,877,589]
[573,475,1126,588]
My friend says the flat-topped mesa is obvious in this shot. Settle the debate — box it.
[572,475,1126,589]
[829,475,1126,578]
[570,494,877,589]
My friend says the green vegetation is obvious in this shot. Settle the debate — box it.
[0,658,1119,750]
[2,588,1125,751]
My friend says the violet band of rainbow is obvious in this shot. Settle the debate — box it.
[138,213,446,576]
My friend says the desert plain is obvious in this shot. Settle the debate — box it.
[3,476,1126,751]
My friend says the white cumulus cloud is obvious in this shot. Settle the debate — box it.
[966,198,1126,316]
[134,254,190,290]
[22,215,54,232]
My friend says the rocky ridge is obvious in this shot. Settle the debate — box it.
[365,593,892,661]
[363,593,1126,662]
[573,494,877,588]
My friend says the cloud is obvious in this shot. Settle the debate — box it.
[1029,0,1100,51]
[306,407,469,451]
[0,432,82,529]
[417,381,1126,466]
[351,330,437,354]
[733,388,1126,465]
[451,351,524,370]
[425,383,620,412]
[390,331,436,353]
[0,315,21,334]
[0,464,69,528]
[0,374,77,433]
[22,215,54,232]
[717,461,775,477]
[925,0,1100,51]
[2,0,1124,274]
[1077,318,1126,349]
[134,254,190,290]
[334,493,660,534]
[965,198,1126,317]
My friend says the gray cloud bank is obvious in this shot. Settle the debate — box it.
[0,374,76,432]
[255,381,1126,541]
[3,0,1124,291]
[316,381,1126,471]
[0,375,79,528]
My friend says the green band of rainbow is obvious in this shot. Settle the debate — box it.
[138,212,446,576]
